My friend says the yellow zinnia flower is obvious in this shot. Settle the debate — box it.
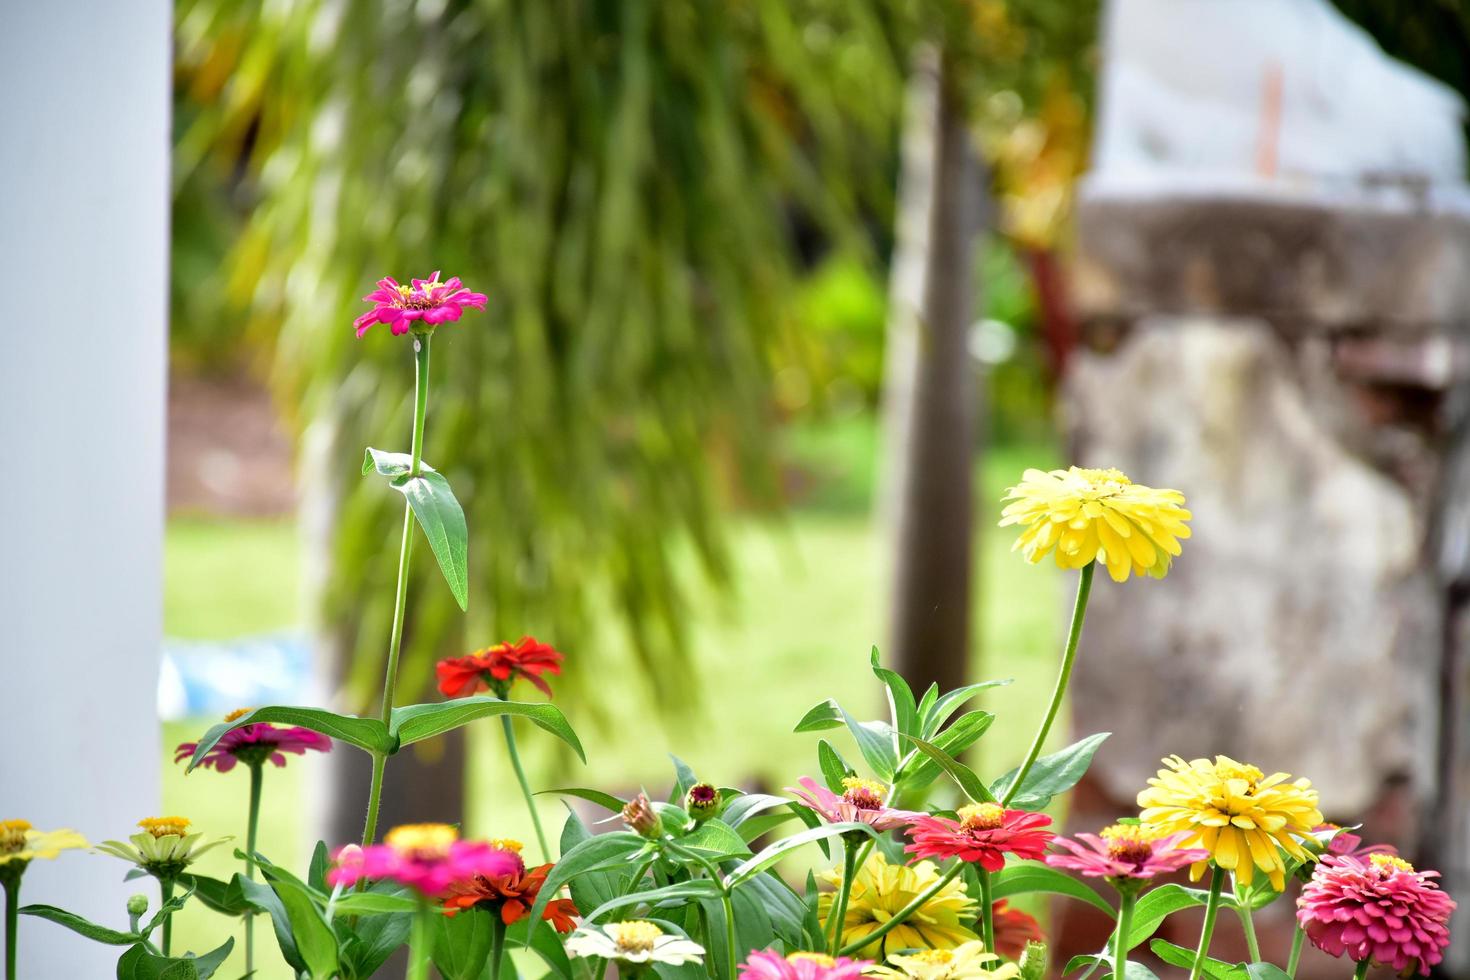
[819,851,977,959]
[999,467,1191,582]
[871,941,1020,979]
[0,819,88,866]
[1137,755,1322,890]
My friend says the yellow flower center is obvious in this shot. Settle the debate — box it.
[958,803,1005,832]
[223,707,253,723]
[1213,757,1265,790]
[909,949,956,964]
[1101,824,1165,863]
[397,280,442,309]
[607,920,663,953]
[1369,853,1414,874]
[1071,466,1134,496]
[841,777,888,809]
[138,817,191,839]
[385,823,458,857]
[489,838,523,853]
[0,821,32,854]
[789,953,838,966]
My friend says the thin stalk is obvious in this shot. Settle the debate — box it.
[160,877,175,956]
[1113,889,1137,980]
[1002,562,1094,805]
[245,762,264,975]
[837,861,963,958]
[1238,903,1261,963]
[501,714,550,858]
[1286,921,1306,978]
[489,913,507,980]
[1351,961,1369,980]
[406,901,431,980]
[361,334,432,847]
[978,867,995,955]
[4,878,18,980]
[827,839,859,955]
[668,842,736,978]
[1187,867,1226,980]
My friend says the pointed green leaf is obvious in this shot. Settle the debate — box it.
[991,864,1116,919]
[921,679,1013,739]
[794,699,844,733]
[18,904,141,945]
[430,903,495,980]
[817,739,854,793]
[185,706,391,771]
[327,891,419,916]
[726,821,878,888]
[270,878,340,979]
[900,710,994,788]
[363,448,469,610]
[1149,940,1247,980]
[678,819,751,861]
[582,879,724,924]
[869,646,917,738]
[1125,883,1204,950]
[837,706,897,781]
[389,697,584,761]
[897,733,996,803]
[539,787,625,812]
[991,732,1111,809]
[1245,966,1291,980]
[526,827,649,931]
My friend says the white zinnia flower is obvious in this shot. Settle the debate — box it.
[565,920,705,965]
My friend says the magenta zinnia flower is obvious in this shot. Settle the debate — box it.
[905,803,1054,872]
[737,950,872,979]
[327,824,523,899]
[1046,824,1209,882]
[353,272,487,338]
[788,777,921,833]
[1297,853,1455,976]
[174,709,332,772]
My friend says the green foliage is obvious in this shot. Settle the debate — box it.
[362,448,469,611]
[990,731,1110,810]
[18,905,142,946]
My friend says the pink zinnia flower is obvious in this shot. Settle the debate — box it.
[353,272,487,338]
[788,777,921,833]
[1046,824,1209,882]
[992,899,1045,960]
[905,803,1054,872]
[737,950,872,979]
[1312,823,1398,863]
[1297,853,1455,976]
[174,708,332,772]
[327,824,523,899]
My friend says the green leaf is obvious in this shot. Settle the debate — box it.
[900,710,995,789]
[1125,883,1204,950]
[185,706,391,771]
[794,699,844,733]
[1245,966,1291,980]
[527,827,648,930]
[677,819,751,861]
[1149,940,1247,980]
[921,679,1013,739]
[539,786,625,812]
[236,877,305,972]
[721,794,790,829]
[869,646,917,737]
[271,878,340,979]
[916,682,940,728]
[431,904,495,980]
[307,840,330,892]
[991,732,1111,809]
[365,448,469,610]
[328,891,419,916]
[669,755,700,801]
[19,904,141,945]
[114,938,234,980]
[727,821,878,888]
[516,917,574,979]
[389,697,584,761]
[177,874,249,917]
[817,740,854,793]
[336,886,413,979]
[897,732,996,803]
[837,705,897,781]
[582,879,724,923]
[991,864,1116,920]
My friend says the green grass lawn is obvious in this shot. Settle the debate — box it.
[161,427,1064,976]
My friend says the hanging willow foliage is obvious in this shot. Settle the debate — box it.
[173,0,907,711]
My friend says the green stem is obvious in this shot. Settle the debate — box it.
[4,877,18,980]
[361,334,432,847]
[1002,561,1094,805]
[1351,960,1369,980]
[978,867,996,955]
[406,901,431,980]
[837,862,963,958]
[827,839,859,955]
[674,845,737,979]
[1238,902,1261,964]
[489,913,507,980]
[501,713,550,859]
[245,762,264,976]
[160,878,175,957]
[1286,921,1306,978]
[1113,889,1137,980]
[1187,867,1226,980]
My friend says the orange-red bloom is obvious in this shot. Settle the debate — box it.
[441,858,578,932]
[991,900,1044,961]
[436,636,564,699]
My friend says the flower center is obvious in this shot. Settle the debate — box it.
[0,821,32,854]
[607,920,663,953]
[385,823,458,858]
[489,838,523,854]
[789,953,838,966]
[957,802,1005,832]
[1213,757,1264,788]
[841,777,888,810]
[1101,824,1163,864]
[396,282,442,310]
[139,817,190,839]
[1369,853,1414,875]
[1072,466,1133,497]
[224,707,253,722]
[909,950,955,964]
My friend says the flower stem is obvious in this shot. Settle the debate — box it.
[406,900,430,980]
[500,713,550,859]
[4,877,18,980]
[1002,561,1094,806]
[159,877,175,956]
[1286,921,1306,978]
[1187,867,1226,980]
[1351,960,1369,980]
[245,762,264,976]
[1238,903,1261,963]
[836,861,963,958]
[1113,888,1137,980]
[978,867,996,955]
[827,839,859,956]
[489,913,507,980]
[362,334,432,847]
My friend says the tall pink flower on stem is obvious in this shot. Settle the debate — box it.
[174,709,332,772]
[327,823,523,899]
[789,777,921,833]
[354,272,487,338]
[1297,853,1455,976]
[1046,824,1209,883]
[738,950,873,979]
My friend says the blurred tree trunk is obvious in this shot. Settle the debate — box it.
[880,45,984,696]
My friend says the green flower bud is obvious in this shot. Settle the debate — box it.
[1019,940,1048,980]
[684,782,722,823]
[126,894,149,916]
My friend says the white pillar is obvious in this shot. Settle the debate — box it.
[0,0,169,974]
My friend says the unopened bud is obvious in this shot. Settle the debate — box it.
[621,792,661,839]
[1018,941,1048,980]
[684,782,722,823]
[126,894,149,916]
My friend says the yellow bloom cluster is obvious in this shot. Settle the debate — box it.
[819,852,977,959]
[0,819,88,866]
[871,941,1021,979]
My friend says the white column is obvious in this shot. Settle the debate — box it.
[0,0,169,974]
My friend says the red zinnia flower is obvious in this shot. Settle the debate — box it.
[1297,853,1455,976]
[174,708,332,772]
[353,272,487,338]
[905,803,1054,872]
[991,900,1044,961]
[436,636,565,699]
[440,840,578,932]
